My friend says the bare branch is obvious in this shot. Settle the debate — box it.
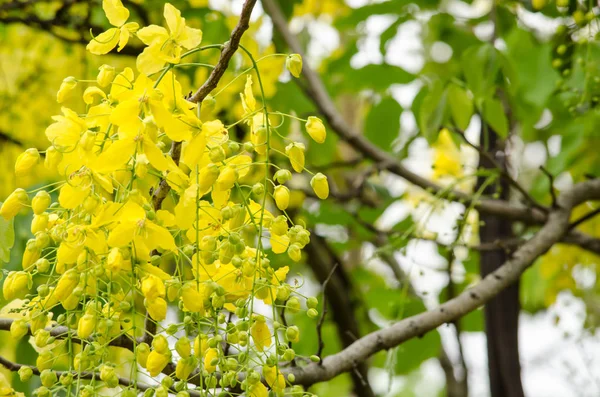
[286,178,600,386]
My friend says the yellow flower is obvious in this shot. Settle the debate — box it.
[310,172,329,199]
[3,271,30,301]
[141,275,166,300]
[82,87,107,105]
[250,318,271,352]
[285,142,305,172]
[263,365,286,393]
[274,185,290,211]
[87,0,139,55]
[175,337,191,358]
[176,357,195,380]
[54,269,80,303]
[10,319,28,340]
[145,297,167,321]
[31,191,51,215]
[15,148,40,177]
[77,313,96,339]
[203,348,218,373]
[107,201,176,257]
[105,248,125,274]
[306,116,326,143]
[56,77,77,103]
[181,282,208,313]
[286,53,303,78]
[44,146,63,171]
[216,166,238,191]
[45,107,87,151]
[146,350,170,377]
[136,3,203,75]
[97,64,116,87]
[248,382,269,397]
[0,188,29,220]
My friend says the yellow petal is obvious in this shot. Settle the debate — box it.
[136,44,166,76]
[107,222,137,247]
[137,25,169,46]
[102,0,129,26]
[181,133,207,167]
[145,221,176,251]
[87,28,120,55]
[93,138,136,173]
[110,67,135,101]
[250,321,271,352]
[178,26,203,49]
[118,25,131,51]
[59,184,89,209]
[164,3,184,37]
[270,233,289,254]
[142,137,169,171]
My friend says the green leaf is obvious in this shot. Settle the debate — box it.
[461,44,500,99]
[447,83,473,130]
[481,97,509,138]
[338,64,414,93]
[0,205,14,263]
[365,96,402,150]
[418,83,448,143]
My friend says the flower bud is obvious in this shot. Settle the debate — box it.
[274,169,292,184]
[32,191,51,215]
[15,148,40,177]
[31,213,49,234]
[310,172,329,199]
[216,166,238,191]
[286,326,300,343]
[44,146,63,171]
[252,183,265,197]
[274,185,290,211]
[286,54,303,78]
[57,76,77,103]
[306,116,326,143]
[18,366,33,382]
[307,308,319,319]
[10,319,28,340]
[0,188,29,220]
[3,271,30,301]
[209,146,226,163]
[40,369,57,388]
[288,243,302,262]
[36,258,51,273]
[198,163,220,192]
[285,142,305,173]
[97,65,115,87]
[146,350,170,377]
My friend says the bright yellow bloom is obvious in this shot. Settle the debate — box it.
[203,348,218,373]
[77,313,96,339]
[107,201,176,257]
[216,166,238,191]
[146,350,170,377]
[248,382,269,397]
[31,191,51,215]
[250,318,271,352]
[263,365,286,393]
[285,142,305,172]
[180,282,208,313]
[136,3,203,75]
[286,53,303,78]
[141,275,166,300]
[10,319,28,340]
[176,357,195,380]
[56,77,77,103]
[306,116,326,143]
[0,188,29,220]
[87,0,139,55]
[145,297,167,321]
[310,172,329,199]
[54,270,80,303]
[3,271,30,301]
[97,64,115,87]
[274,185,290,211]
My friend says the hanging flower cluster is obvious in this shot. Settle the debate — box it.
[1,1,329,395]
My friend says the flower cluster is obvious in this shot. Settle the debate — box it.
[1,1,329,395]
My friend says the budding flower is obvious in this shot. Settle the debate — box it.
[32,191,51,215]
[146,350,170,377]
[216,166,238,191]
[198,163,220,193]
[310,173,329,199]
[44,146,63,171]
[286,54,303,78]
[274,185,290,211]
[3,271,31,301]
[97,64,115,87]
[10,319,28,340]
[285,142,306,173]
[305,116,326,144]
[83,86,107,105]
[15,148,40,177]
[57,76,78,103]
[0,188,29,220]
[274,169,292,184]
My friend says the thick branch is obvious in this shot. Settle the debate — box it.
[287,179,600,386]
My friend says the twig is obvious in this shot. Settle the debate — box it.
[316,262,339,361]
[540,166,558,208]
[569,207,600,230]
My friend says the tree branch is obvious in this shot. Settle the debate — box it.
[262,0,549,224]
[287,178,600,386]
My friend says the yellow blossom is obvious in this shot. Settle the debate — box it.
[310,172,329,199]
[87,0,139,55]
[0,188,29,220]
[306,116,326,143]
[3,271,30,301]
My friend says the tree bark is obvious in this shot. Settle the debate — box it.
[477,126,525,397]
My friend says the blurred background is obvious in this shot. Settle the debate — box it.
[1,0,600,396]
